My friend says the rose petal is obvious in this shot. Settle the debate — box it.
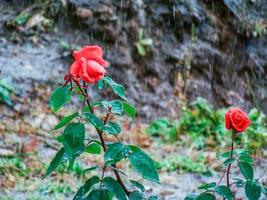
[73,45,108,68]
[79,58,91,83]
[229,107,251,132]
[232,112,242,124]
[87,60,106,75]
[70,61,81,77]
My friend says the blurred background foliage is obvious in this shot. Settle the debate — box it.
[148,97,267,151]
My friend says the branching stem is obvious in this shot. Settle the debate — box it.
[75,80,130,196]
[74,80,94,113]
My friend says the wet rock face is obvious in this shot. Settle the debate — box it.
[223,0,267,22]
[0,0,267,119]
[0,39,66,95]
[65,0,267,113]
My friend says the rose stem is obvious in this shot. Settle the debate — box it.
[73,80,94,113]
[75,80,130,196]
[217,169,226,186]
[215,170,226,197]
[100,165,106,188]
[226,131,235,187]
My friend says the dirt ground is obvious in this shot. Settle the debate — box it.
[1,88,267,199]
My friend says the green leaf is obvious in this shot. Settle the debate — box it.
[215,185,234,200]
[129,145,141,152]
[196,193,216,200]
[129,146,159,183]
[130,180,145,193]
[0,79,15,93]
[87,189,111,200]
[49,85,72,112]
[104,143,129,165]
[84,112,105,131]
[97,79,106,90]
[233,178,245,188]
[54,112,79,130]
[73,176,100,200]
[238,162,254,181]
[223,158,236,166]
[92,101,103,107]
[148,196,159,200]
[239,153,253,165]
[198,182,216,190]
[83,166,98,173]
[122,101,137,117]
[129,191,144,200]
[85,142,102,154]
[262,185,267,197]
[15,12,30,25]
[101,76,127,100]
[0,78,15,106]
[136,43,146,56]
[245,182,262,200]
[0,86,12,106]
[103,177,127,200]
[140,38,153,46]
[44,148,66,178]
[60,123,85,165]
[104,122,121,135]
[184,194,197,200]
[93,100,123,115]
[217,151,232,159]
[102,100,123,115]
[217,149,249,159]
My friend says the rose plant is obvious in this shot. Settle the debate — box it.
[44,45,160,200]
[185,107,267,200]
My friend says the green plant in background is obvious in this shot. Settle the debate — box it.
[59,40,81,57]
[178,97,229,149]
[0,154,89,200]
[147,118,178,143]
[156,154,208,174]
[191,23,197,42]
[14,12,31,26]
[246,108,267,150]
[8,0,57,33]
[44,45,159,200]
[38,180,73,197]
[135,29,153,56]
[0,196,14,200]
[184,107,267,200]
[147,97,267,151]
[0,78,15,106]
[146,98,267,177]
[46,158,93,178]
[252,19,267,37]
[0,156,27,176]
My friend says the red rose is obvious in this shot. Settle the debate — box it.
[225,107,250,132]
[70,45,108,83]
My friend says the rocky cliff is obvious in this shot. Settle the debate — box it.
[0,0,266,119]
